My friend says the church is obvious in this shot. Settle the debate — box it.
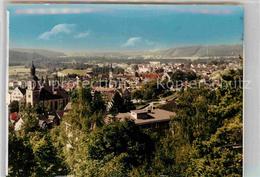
[22,62,69,111]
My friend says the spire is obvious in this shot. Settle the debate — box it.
[40,75,44,85]
[31,61,36,76]
[30,61,39,82]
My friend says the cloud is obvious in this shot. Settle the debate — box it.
[38,24,76,40]
[74,31,90,39]
[122,37,156,48]
[122,37,142,47]
[16,8,106,15]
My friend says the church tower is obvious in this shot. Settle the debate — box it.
[26,61,40,106]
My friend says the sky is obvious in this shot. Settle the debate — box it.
[8,4,244,52]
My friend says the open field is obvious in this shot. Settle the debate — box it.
[59,69,88,76]
[9,66,47,76]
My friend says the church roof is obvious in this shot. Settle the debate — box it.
[30,61,39,81]
[39,88,63,100]
[31,75,39,81]
[17,87,26,95]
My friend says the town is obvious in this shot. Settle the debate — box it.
[7,3,243,176]
[8,56,242,131]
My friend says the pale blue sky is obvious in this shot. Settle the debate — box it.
[8,4,244,52]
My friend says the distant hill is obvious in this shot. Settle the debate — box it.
[11,48,66,58]
[156,45,242,59]
[9,50,48,65]
[69,44,243,59]
[9,44,243,65]
[9,48,67,66]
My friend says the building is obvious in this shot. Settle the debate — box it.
[21,62,69,111]
[9,62,70,131]
[111,107,175,129]
[10,87,26,102]
[149,61,161,66]
[93,87,116,103]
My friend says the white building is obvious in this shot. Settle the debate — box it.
[10,87,26,102]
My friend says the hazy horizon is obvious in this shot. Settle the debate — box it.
[10,43,243,54]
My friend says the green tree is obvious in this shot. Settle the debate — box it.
[8,131,35,177]
[69,89,78,103]
[78,86,92,105]
[9,101,19,113]
[19,105,39,134]
[131,90,143,100]
[28,132,69,177]
[186,116,242,177]
[88,121,154,168]
[171,70,197,82]
[89,111,104,130]
[109,91,125,115]
[91,91,106,114]
[122,93,135,112]
[110,90,135,114]
[141,81,169,100]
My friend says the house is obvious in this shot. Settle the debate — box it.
[111,107,175,129]
[39,112,62,130]
[14,118,24,131]
[149,61,160,66]
[9,80,18,88]
[142,73,160,81]
[10,87,26,102]
[138,65,150,73]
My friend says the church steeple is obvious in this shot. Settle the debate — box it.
[30,61,39,82]
[40,75,44,85]
[31,61,36,76]
[45,75,49,86]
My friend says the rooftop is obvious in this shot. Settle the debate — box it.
[130,109,147,114]
[116,109,175,126]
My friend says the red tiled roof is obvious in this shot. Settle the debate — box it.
[143,73,160,79]
[9,112,19,122]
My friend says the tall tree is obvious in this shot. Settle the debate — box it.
[28,132,69,177]
[91,91,106,114]
[19,105,39,134]
[109,91,125,115]
[8,131,35,177]
[88,121,154,167]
